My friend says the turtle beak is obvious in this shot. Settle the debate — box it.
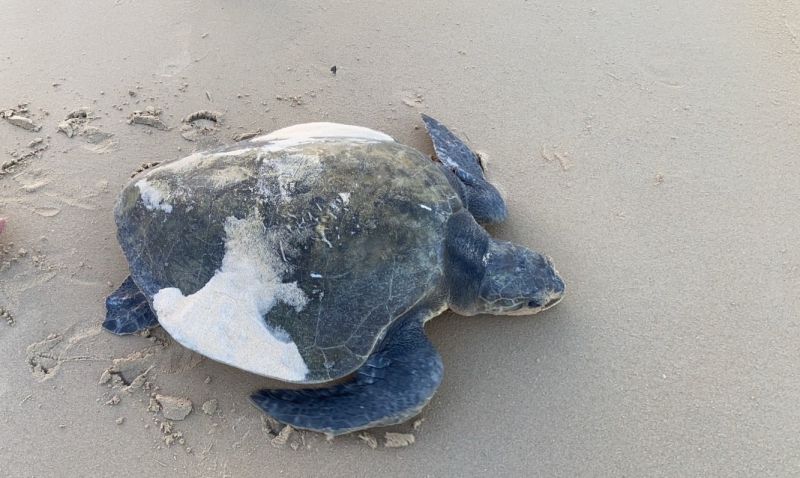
[534,264,565,313]
[541,294,563,311]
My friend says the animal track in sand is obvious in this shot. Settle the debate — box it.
[26,323,103,381]
[2,172,109,218]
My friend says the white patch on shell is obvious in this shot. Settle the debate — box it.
[338,192,351,205]
[206,165,254,186]
[253,122,394,143]
[256,151,323,203]
[135,179,172,213]
[215,141,293,158]
[152,210,310,381]
[149,122,392,178]
[151,151,206,175]
[418,204,432,211]
[219,123,394,158]
[145,151,252,188]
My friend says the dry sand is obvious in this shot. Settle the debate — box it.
[1,1,799,476]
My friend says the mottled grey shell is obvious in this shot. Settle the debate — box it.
[116,133,462,383]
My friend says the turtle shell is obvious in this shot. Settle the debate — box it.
[115,130,462,383]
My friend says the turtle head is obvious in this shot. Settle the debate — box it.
[474,240,565,316]
[445,212,565,317]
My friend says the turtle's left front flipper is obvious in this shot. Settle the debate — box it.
[102,276,158,335]
[422,114,507,224]
[251,314,443,437]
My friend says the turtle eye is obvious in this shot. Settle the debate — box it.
[527,299,541,308]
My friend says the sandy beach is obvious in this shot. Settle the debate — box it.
[1,1,798,476]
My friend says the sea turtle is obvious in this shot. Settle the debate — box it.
[104,114,565,436]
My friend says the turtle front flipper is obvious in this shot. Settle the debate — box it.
[102,276,158,335]
[421,114,508,224]
[250,312,443,437]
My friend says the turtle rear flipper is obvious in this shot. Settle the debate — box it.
[251,313,443,437]
[103,276,158,335]
[422,114,507,224]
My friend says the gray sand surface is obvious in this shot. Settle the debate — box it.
[1,1,798,476]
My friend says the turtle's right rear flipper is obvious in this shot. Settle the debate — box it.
[103,276,158,335]
[250,316,443,437]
